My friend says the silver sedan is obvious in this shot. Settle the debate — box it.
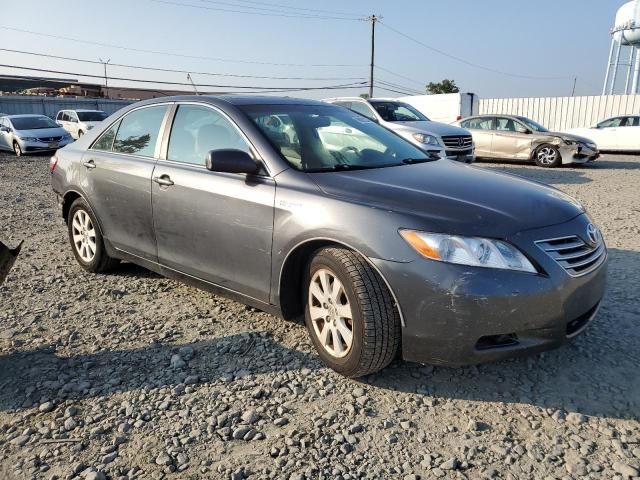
[0,114,73,157]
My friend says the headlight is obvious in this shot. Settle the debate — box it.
[400,230,537,273]
[18,136,37,141]
[87,125,94,130]
[563,138,577,145]
[412,133,440,146]
[63,134,72,140]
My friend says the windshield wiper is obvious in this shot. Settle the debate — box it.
[306,164,375,173]
[401,157,437,165]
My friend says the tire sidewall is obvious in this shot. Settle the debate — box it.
[304,251,365,376]
[67,199,104,271]
[13,142,22,157]
[535,144,561,168]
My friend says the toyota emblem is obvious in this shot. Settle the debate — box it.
[586,223,600,246]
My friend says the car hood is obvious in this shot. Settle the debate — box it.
[386,121,470,136]
[309,160,583,237]
[550,131,595,144]
[80,121,102,128]
[17,127,68,137]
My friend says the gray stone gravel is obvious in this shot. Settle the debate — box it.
[1,152,639,479]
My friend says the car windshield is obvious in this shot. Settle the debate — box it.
[77,111,107,121]
[516,116,549,133]
[10,116,59,130]
[241,104,433,172]
[369,101,429,122]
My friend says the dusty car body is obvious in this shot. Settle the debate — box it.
[457,115,599,167]
[50,96,607,377]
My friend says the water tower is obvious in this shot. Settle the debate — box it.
[603,0,640,94]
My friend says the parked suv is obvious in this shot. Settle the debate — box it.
[56,110,108,139]
[324,97,475,163]
[50,96,606,377]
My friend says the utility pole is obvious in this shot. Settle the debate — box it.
[571,77,577,97]
[365,14,382,99]
[187,73,199,95]
[99,58,111,99]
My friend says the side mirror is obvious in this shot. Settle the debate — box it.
[0,126,10,133]
[206,149,261,175]
[519,128,532,134]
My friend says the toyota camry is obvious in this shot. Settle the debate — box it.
[50,96,607,377]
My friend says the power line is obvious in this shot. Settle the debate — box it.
[207,0,361,16]
[374,84,419,96]
[151,0,362,21]
[0,63,367,93]
[379,21,572,81]
[0,48,366,82]
[197,0,363,18]
[375,79,423,96]
[0,25,365,68]
[375,66,425,87]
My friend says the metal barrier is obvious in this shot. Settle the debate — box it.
[479,94,640,130]
[0,96,133,118]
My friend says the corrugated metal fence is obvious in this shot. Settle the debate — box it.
[0,96,133,118]
[479,94,640,131]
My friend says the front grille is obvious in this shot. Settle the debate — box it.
[38,136,62,142]
[535,235,606,277]
[441,135,473,149]
[445,149,473,156]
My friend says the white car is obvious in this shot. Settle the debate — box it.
[564,115,640,152]
[56,109,108,139]
[323,97,475,163]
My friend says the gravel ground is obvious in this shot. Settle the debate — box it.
[1,151,639,480]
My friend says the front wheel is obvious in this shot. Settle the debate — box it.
[13,141,22,157]
[67,198,119,273]
[304,247,400,378]
[534,144,561,168]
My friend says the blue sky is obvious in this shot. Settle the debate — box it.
[0,0,632,99]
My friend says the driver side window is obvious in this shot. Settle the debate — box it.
[167,104,252,166]
[598,117,623,128]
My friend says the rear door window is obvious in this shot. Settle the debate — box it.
[464,117,494,130]
[92,121,120,151]
[112,105,168,157]
[167,104,251,165]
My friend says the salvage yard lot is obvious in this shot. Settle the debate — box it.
[1,152,639,480]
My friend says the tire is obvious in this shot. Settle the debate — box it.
[304,247,400,378]
[13,141,22,157]
[67,198,119,273]
[78,131,84,138]
[534,144,561,168]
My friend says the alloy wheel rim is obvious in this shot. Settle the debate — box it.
[308,268,354,358]
[14,143,21,156]
[537,147,557,165]
[72,209,97,263]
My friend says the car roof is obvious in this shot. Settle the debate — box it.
[64,109,105,113]
[133,95,328,107]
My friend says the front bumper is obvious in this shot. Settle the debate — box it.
[20,137,74,153]
[371,215,607,366]
[444,149,475,164]
[561,143,599,165]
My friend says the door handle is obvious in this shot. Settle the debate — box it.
[82,159,96,169]
[153,175,174,187]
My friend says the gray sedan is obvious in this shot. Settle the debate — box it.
[0,114,73,156]
[50,96,607,377]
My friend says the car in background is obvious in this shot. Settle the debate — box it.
[0,114,73,157]
[51,95,606,377]
[456,115,599,167]
[564,115,640,152]
[323,97,475,163]
[56,110,108,139]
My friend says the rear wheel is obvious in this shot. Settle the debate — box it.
[534,144,561,167]
[13,141,22,157]
[67,198,119,273]
[304,247,400,378]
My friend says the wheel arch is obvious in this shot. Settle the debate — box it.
[62,189,105,235]
[277,237,405,327]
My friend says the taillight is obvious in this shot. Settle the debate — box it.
[49,155,59,173]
